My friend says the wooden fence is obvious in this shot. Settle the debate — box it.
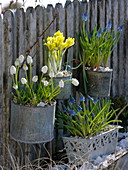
[0,0,128,167]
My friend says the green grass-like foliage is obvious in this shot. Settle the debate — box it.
[78,14,122,69]
[56,96,121,138]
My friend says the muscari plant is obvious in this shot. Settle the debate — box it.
[79,13,123,69]
[10,55,79,106]
[44,30,75,76]
[56,96,121,138]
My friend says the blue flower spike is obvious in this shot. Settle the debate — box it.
[66,65,71,71]
[91,113,95,117]
[96,30,101,37]
[80,96,85,102]
[69,110,76,116]
[88,96,94,101]
[118,25,123,31]
[106,21,112,29]
[70,97,76,104]
[77,106,82,112]
[63,106,67,112]
[82,13,88,21]
[93,99,99,104]
[102,28,106,33]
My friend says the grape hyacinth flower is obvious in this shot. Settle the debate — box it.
[96,31,101,38]
[70,97,75,104]
[106,21,112,29]
[80,96,85,102]
[118,25,123,31]
[77,106,82,112]
[69,110,76,116]
[82,13,88,21]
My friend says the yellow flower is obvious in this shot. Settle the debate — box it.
[65,37,75,48]
[56,36,65,47]
[54,30,63,37]
[44,42,57,51]
[60,42,67,50]
[47,36,53,42]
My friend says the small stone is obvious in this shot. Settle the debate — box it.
[102,160,108,167]
[37,102,47,107]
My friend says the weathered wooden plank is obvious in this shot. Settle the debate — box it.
[0,14,3,165]
[125,0,128,101]
[105,0,112,68]
[111,0,119,97]
[118,0,125,96]
[2,10,14,167]
[25,7,37,75]
[35,6,44,75]
[90,0,97,31]
[43,4,56,65]
[65,1,74,67]
[98,0,105,28]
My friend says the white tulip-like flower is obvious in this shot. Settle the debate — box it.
[56,72,64,77]
[10,65,16,75]
[49,72,55,78]
[23,64,28,71]
[59,80,64,88]
[21,78,27,84]
[13,84,18,90]
[19,55,24,63]
[72,78,79,86]
[32,75,38,82]
[27,55,33,64]
[43,80,49,86]
[15,58,20,66]
[41,65,48,74]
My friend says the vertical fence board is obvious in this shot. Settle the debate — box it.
[125,0,128,101]
[66,1,74,66]
[36,6,44,75]
[111,0,119,97]
[0,15,3,164]
[118,0,125,96]
[2,10,14,167]
[106,0,112,68]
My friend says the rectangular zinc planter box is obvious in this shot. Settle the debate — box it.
[63,126,119,164]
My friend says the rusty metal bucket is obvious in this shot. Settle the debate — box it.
[54,73,72,100]
[86,69,113,98]
[10,101,56,143]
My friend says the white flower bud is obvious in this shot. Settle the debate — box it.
[49,72,55,78]
[43,80,49,86]
[15,58,20,66]
[23,64,28,71]
[72,78,79,86]
[10,65,16,75]
[32,75,38,82]
[56,72,64,77]
[41,65,48,74]
[19,55,24,63]
[27,55,33,64]
[13,84,18,90]
[21,78,27,84]
[59,80,64,88]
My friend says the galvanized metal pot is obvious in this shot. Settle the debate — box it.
[10,101,56,143]
[54,73,72,100]
[86,69,113,98]
[63,126,118,164]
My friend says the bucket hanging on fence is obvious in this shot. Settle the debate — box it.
[53,72,72,100]
[10,101,56,144]
[86,69,113,98]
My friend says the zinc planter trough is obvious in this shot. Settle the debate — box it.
[10,101,56,144]
[63,126,119,164]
